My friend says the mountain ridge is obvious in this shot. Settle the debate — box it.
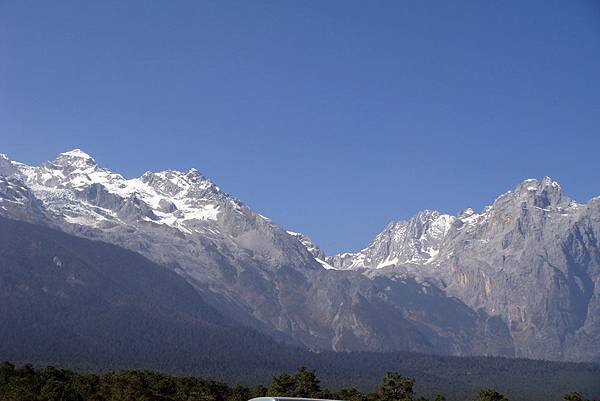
[1,149,598,362]
[326,176,583,270]
[326,176,600,361]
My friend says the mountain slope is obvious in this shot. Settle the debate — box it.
[0,215,306,375]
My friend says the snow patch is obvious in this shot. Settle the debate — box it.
[315,257,336,270]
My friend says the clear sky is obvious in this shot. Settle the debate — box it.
[1,1,599,254]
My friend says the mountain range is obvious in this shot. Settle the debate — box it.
[1,149,599,363]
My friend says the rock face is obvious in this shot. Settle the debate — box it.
[329,177,600,361]
[0,149,598,362]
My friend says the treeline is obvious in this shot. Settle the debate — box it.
[0,362,596,401]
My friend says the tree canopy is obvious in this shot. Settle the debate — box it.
[0,362,597,401]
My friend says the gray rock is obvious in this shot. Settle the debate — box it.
[330,177,600,361]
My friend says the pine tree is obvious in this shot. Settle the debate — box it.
[293,367,321,397]
[473,389,509,401]
[563,392,588,401]
[269,372,296,396]
[376,371,415,401]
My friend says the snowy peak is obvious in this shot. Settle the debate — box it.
[326,210,456,270]
[1,148,323,276]
[513,176,570,208]
[58,148,95,159]
[16,149,219,203]
[5,149,229,233]
[53,149,97,169]
[0,153,18,178]
[377,210,455,266]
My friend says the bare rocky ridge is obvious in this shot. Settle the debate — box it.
[0,149,598,361]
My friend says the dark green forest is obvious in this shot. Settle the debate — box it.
[0,363,597,401]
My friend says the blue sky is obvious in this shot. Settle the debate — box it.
[1,1,599,254]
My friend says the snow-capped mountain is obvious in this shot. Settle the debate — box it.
[327,210,457,269]
[2,149,514,356]
[0,149,599,362]
[10,149,317,266]
[2,150,328,328]
[328,177,581,271]
[328,177,600,361]
[17,149,232,233]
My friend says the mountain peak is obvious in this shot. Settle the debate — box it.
[58,148,94,159]
[53,149,97,168]
[185,167,206,180]
[541,175,561,189]
[517,176,562,191]
[0,153,17,178]
[414,209,442,220]
[508,177,569,209]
